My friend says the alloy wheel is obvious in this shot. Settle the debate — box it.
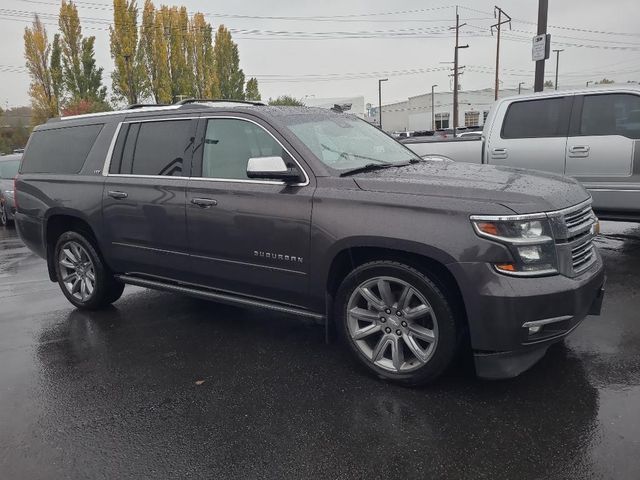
[58,241,96,302]
[346,276,438,373]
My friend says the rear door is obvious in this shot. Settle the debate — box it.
[184,115,314,307]
[566,92,640,214]
[486,95,573,174]
[102,117,197,279]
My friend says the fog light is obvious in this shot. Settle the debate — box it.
[518,245,542,262]
[528,325,542,335]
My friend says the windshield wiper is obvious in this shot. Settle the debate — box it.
[339,162,395,177]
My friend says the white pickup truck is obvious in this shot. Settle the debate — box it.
[402,86,640,221]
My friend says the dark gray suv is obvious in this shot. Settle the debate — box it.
[14,101,605,385]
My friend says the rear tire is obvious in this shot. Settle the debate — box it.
[53,231,124,310]
[335,260,459,386]
[0,203,7,226]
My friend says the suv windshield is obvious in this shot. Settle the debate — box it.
[283,115,419,171]
[0,159,20,179]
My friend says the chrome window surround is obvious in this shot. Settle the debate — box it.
[102,116,310,187]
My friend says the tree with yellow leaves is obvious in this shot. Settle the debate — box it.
[110,0,147,104]
[23,15,58,125]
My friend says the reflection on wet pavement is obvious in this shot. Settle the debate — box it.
[0,222,639,479]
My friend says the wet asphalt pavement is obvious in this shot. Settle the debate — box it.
[0,223,638,480]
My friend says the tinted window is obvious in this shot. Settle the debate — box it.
[580,93,640,139]
[118,120,193,176]
[201,119,286,180]
[21,124,103,174]
[502,98,568,139]
[0,159,20,178]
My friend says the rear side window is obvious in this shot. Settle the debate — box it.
[111,120,193,176]
[21,124,103,174]
[501,98,568,139]
[0,159,20,178]
[579,93,640,139]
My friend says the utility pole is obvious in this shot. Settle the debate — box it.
[553,49,564,90]
[450,7,468,137]
[431,84,438,130]
[534,0,548,92]
[491,6,511,101]
[518,82,525,94]
[378,78,388,130]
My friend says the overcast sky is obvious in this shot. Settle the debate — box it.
[1,0,639,109]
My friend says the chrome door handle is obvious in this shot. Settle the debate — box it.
[107,190,128,199]
[568,145,590,158]
[191,198,218,208]
[491,148,508,159]
[569,146,590,153]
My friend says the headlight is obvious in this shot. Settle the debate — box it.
[470,215,558,276]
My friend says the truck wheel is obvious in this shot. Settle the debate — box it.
[54,231,124,310]
[335,261,458,386]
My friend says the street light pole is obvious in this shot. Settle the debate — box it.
[518,82,525,94]
[378,78,388,130]
[431,84,438,131]
[553,49,564,90]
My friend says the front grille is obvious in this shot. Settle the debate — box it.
[558,202,597,275]
[564,204,594,238]
[571,238,595,273]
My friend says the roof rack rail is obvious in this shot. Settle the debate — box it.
[126,103,169,109]
[174,98,266,107]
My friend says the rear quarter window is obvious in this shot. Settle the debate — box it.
[21,123,103,174]
[501,97,569,139]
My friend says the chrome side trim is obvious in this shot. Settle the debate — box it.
[111,242,306,275]
[102,122,123,176]
[112,242,190,256]
[116,274,324,320]
[523,315,572,328]
[470,198,593,222]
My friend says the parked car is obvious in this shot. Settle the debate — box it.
[14,101,604,385]
[402,85,640,221]
[0,153,21,226]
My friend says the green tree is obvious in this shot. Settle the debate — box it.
[110,0,147,104]
[140,0,171,103]
[268,95,305,106]
[58,1,108,110]
[50,33,63,108]
[213,25,245,100]
[596,78,614,85]
[23,15,58,125]
[167,6,194,100]
[190,12,219,98]
[244,77,261,101]
[543,80,554,88]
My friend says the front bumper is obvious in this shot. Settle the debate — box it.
[449,253,605,379]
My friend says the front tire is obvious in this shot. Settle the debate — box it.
[54,231,124,310]
[335,261,459,386]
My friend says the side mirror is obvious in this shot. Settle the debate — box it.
[246,156,301,182]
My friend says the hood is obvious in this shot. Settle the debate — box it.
[352,161,590,214]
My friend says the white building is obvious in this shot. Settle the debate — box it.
[368,87,534,132]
